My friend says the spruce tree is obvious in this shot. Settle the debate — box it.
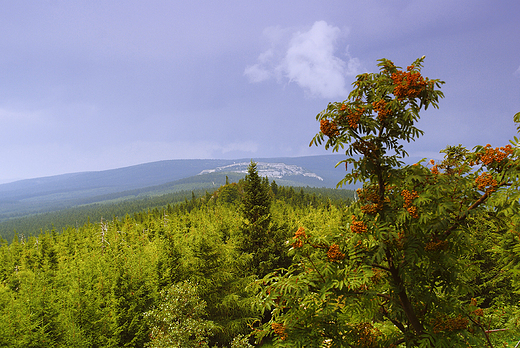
[239,161,272,276]
[240,161,291,278]
[241,161,271,229]
[111,259,153,348]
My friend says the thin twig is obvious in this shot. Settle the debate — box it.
[465,312,494,348]
[371,264,391,272]
[306,255,326,283]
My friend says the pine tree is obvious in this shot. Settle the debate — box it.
[239,162,271,273]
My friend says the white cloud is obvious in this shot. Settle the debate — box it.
[243,63,272,83]
[515,65,520,76]
[245,21,360,99]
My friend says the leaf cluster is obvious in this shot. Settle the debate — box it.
[310,57,444,187]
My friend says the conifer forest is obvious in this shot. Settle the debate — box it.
[1,58,520,347]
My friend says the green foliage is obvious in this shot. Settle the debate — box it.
[0,176,353,347]
[215,183,241,205]
[0,189,216,242]
[257,58,520,347]
[230,334,255,348]
[239,162,274,276]
[144,281,216,348]
[241,161,272,229]
[111,258,154,347]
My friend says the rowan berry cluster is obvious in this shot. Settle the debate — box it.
[320,119,339,138]
[425,238,448,251]
[431,314,468,333]
[348,323,381,348]
[340,104,363,130]
[391,67,428,100]
[476,144,513,166]
[401,189,419,218]
[475,172,498,192]
[407,206,418,219]
[395,230,406,249]
[271,323,287,340]
[468,298,484,317]
[327,244,345,262]
[361,203,381,215]
[292,226,307,248]
[401,189,418,203]
[473,308,484,317]
[358,187,384,214]
[372,99,392,122]
[351,216,367,234]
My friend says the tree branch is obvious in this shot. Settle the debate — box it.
[442,179,510,239]
[380,304,406,333]
[465,313,494,348]
[305,255,326,284]
[386,249,424,335]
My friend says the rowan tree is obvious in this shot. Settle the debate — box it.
[256,57,520,347]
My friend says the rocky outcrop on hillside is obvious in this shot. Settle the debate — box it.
[198,162,324,181]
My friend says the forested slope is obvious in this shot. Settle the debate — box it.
[0,182,353,242]
[0,170,354,347]
[0,154,350,223]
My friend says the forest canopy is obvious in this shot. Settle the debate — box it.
[0,175,353,347]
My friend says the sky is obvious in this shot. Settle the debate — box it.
[0,0,519,183]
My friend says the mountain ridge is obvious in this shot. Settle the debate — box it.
[0,154,351,222]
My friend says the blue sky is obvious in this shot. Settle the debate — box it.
[0,0,519,183]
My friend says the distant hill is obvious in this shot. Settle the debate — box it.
[0,154,353,222]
